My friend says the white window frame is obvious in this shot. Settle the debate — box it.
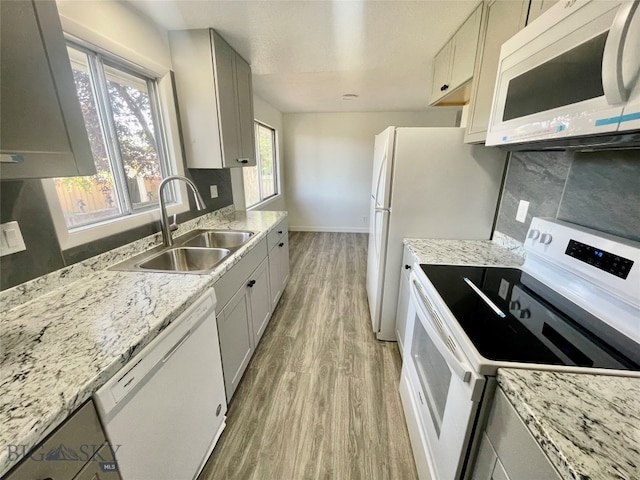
[245,121,280,210]
[43,35,189,250]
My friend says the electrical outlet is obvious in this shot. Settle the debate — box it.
[1,221,26,256]
[209,185,218,199]
[516,200,530,223]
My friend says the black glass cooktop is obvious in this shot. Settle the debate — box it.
[420,264,640,371]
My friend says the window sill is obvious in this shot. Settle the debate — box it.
[247,194,282,211]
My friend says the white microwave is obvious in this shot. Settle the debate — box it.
[486,0,640,150]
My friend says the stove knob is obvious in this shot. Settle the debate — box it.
[539,233,553,245]
[509,300,521,311]
[519,308,531,319]
[527,229,541,240]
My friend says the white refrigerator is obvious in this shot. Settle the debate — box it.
[366,127,507,341]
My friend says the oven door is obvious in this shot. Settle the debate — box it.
[487,0,640,146]
[400,272,486,480]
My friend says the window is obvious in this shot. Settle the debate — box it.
[53,43,173,230]
[243,122,278,208]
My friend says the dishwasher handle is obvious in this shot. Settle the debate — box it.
[162,330,191,363]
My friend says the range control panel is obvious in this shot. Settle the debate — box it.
[565,239,634,279]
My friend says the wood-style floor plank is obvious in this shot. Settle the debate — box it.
[198,232,418,480]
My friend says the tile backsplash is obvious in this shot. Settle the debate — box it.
[0,169,233,291]
[495,149,640,245]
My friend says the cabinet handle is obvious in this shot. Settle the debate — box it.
[278,230,283,234]
[279,242,284,247]
[216,403,222,416]
[236,158,249,164]
[440,84,449,91]
[247,280,256,288]
[404,264,411,270]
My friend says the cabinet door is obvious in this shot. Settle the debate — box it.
[395,266,411,356]
[527,0,558,24]
[249,258,272,344]
[465,0,529,143]
[430,41,453,104]
[211,31,241,167]
[472,433,499,480]
[235,54,257,166]
[450,4,482,90]
[0,0,94,179]
[217,287,254,400]
[268,234,290,311]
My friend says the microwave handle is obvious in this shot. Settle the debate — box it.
[602,1,639,105]
[410,277,473,383]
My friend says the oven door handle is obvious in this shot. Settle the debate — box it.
[410,278,473,384]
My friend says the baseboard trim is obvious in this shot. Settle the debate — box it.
[289,225,369,233]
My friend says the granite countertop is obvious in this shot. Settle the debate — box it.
[497,369,640,480]
[403,238,525,267]
[0,209,286,477]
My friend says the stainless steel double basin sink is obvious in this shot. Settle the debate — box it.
[111,230,255,274]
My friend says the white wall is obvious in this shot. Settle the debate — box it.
[283,109,459,232]
[232,95,287,211]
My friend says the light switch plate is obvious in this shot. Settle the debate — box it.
[516,200,530,223]
[209,185,218,199]
[1,221,27,256]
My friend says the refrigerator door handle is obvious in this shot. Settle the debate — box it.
[373,148,389,208]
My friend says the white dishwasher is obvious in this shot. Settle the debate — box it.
[94,289,227,480]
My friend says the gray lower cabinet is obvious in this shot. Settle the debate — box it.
[0,0,94,179]
[217,282,255,400]
[249,258,272,345]
[471,389,561,480]
[214,237,272,400]
[4,401,121,480]
[267,219,290,311]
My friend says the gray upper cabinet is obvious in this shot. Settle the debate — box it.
[464,0,529,144]
[0,0,95,179]
[428,4,482,106]
[169,29,256,169]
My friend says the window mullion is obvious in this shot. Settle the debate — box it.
[255,125,264,202]
[146,79,174,203]
[90,55,133,214]
[271,127,278,197]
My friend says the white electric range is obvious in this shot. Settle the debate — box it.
[399,217,640,480]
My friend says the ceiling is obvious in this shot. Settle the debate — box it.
[128,0,480,113]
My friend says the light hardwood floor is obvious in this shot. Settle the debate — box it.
[199,232,418,480]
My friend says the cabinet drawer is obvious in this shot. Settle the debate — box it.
[213,237,268,313]
[486,389,561,480]
[4,401,106,480]
[267,218,288,251]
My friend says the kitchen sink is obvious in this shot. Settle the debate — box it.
[109,228,255,274]
[137,247,230,273]
[181,230,254,249]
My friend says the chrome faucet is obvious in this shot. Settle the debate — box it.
[158,175,207,247]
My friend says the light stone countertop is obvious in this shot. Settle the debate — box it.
[403,238,525,267]
[497,369,640,480]
[0,209,287,477]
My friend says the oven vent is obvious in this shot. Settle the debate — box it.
[421,289,459,356]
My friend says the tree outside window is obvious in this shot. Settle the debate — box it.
[243,122,278,208]
[54,44,171,230]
